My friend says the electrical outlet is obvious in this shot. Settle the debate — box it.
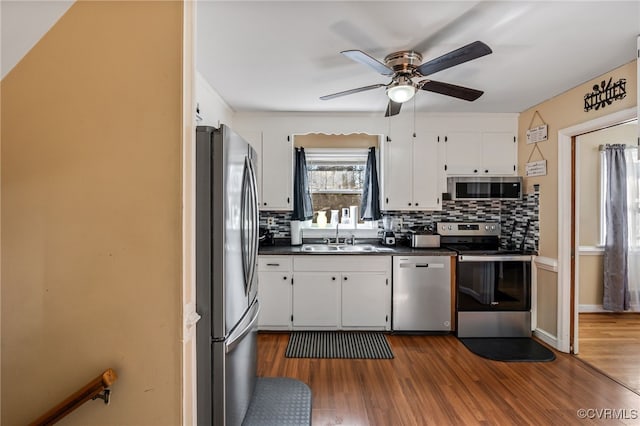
[267,217,276,227]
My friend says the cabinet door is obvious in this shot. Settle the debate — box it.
[481,132,517,175]
[292,272,340,327]
[412,131,441,210]
[261,131,292,210]
[382,133,413,210]
[444,132,482,175]
[258,271,292,329]
[341,272,389,328]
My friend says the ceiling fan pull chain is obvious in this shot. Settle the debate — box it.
[413,96,417,138]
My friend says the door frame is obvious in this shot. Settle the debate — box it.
[557,106,637,353]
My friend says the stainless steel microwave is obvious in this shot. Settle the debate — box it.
[447,176,523,200]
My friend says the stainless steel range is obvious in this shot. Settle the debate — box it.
[437,222,533,338]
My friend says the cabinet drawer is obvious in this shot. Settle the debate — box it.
[293,255,391,272]
[258,256,292,271]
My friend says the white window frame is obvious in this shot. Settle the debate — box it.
[302,147,379,236]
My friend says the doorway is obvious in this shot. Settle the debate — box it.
[572,119,640,393]
[556,106,637,355]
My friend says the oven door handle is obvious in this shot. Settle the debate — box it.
[458,255,533,262]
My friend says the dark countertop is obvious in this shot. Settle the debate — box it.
[258,239,456,256]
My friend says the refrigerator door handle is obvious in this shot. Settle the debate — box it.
[246,157,259,295]
[240,157,252,294]
[226,301,260,354]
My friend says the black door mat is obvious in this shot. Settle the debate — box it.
[243,377,312,426]
[285,331,393,359]
[459,337,556,362]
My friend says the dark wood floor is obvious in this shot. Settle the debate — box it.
[257,332,640,425]
[578,313,640,394]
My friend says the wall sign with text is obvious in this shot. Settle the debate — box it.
[584,77,626,112]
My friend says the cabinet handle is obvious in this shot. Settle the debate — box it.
[415,203,419,206]
[386,197,389,204]
[473,169,478,173]
[332,277,336,281]
[263,202,267,206]
[266,263,280,266]
[408,202,412,206]
[484,169,489,173]
[283,276,287,280]
[344,276,348,281]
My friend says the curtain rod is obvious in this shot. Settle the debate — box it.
[598,144,638,151]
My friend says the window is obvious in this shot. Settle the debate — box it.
[600,145,640,246]
[305,148,369,227]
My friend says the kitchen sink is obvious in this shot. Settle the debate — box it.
[301,244,340,252]
[337,244,376,252]
[300,243,392,253]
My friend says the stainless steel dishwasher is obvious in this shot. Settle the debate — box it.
[392,256,451,331]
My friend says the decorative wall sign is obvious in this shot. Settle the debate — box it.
[526,124,548,144]
[526,160,547,177]
[584,77,626,112]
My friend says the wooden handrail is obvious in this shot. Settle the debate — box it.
[29,368,118,426]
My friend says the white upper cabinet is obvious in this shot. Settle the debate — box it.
[259,130,293,210]
[481,132,518,175]
[382,130,412,210]
[382,120,441,211]
[237,129,293,211]
[444,131,517,176]
[239,131,263,204]
[443,132,482,175]
[233,112,518,212]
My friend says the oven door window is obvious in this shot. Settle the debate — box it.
[457,260,531,311]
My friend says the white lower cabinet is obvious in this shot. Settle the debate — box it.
[257,256,292,330]
[292,272,340,327]
[259,254,392,330]
[341,272,389,328]
[292,255,392,330]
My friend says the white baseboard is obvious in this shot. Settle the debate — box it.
[534,256,558,272]
[579,304,608,313]
[533,328,561,351]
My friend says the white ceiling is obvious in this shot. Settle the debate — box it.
[196,1,640,115]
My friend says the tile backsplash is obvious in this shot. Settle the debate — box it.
[260,188,539,252]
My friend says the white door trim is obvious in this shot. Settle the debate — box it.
[557,106,637,354]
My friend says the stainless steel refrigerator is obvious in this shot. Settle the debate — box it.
[196,125,260,426]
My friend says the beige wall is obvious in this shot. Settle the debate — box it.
[536,269,558,336]
[518,60,637,337]
[579,257,604,305]
[1,2,184,425]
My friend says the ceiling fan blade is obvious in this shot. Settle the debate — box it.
[419,80,484,101]
[415,41,492,77]
[384,100,402,117]
[341,50,394,76]
[320,83,386,100]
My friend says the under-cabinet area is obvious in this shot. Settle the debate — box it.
[258,255,392,331]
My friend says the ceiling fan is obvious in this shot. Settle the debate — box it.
[320,41,492,117]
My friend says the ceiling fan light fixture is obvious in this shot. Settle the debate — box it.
[386,78,416,103]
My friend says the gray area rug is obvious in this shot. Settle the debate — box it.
[460,337,556,362]
[285,331,394,359]
[242,377,312,426]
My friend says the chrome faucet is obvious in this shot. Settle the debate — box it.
[335,223,340,244]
